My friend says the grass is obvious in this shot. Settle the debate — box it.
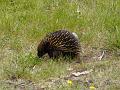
[0,0,120,90]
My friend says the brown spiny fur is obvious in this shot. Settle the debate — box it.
[37,30,80,59]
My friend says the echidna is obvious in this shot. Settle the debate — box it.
[37,30,80,59]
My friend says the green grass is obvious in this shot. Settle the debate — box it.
[0,0,120,90]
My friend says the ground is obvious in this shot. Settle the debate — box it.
[0,0,120,90]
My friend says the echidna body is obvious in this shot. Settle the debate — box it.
[37,30,80,59]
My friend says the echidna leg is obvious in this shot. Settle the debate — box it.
[48,51,61,58]
[48,51,54,58]
[62,52,77,59]
[53,51,62,58]
[72,52,81,63]
[62,52,72,58]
